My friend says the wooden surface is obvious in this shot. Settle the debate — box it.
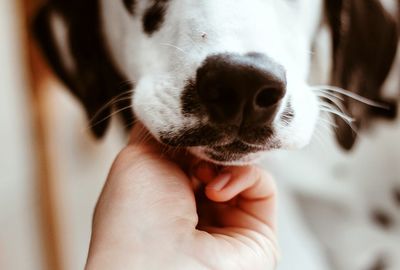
[19,1,63,270]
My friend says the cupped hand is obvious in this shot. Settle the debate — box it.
[85,125,279,270]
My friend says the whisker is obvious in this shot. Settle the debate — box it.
[319,106,359,135]
[88,90,134,125]
[123,118,140,131]
[315,89,345,101]
[138,132,152,146]
[160,43,188,56]
[315,89,358,134]
[319,106,354,124]
[118,79,136,88]
[88,105,133,130]
[318,116,339,129]
[317,94,348,115]
[312,85,389,109]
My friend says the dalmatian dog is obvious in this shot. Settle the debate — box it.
[33,0,397,164]
[34,0,399,269]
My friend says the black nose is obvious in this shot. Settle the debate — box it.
[196,53,286,126]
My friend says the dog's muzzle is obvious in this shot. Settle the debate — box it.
[171,52,288,163]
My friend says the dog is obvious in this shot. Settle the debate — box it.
[34,1,400,269]
[33,0,398,166]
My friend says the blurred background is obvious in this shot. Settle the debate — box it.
[1,1,399,270]
[1,1,126,269]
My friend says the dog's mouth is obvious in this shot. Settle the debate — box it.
[186,139,280,164]
[158,125,280,164]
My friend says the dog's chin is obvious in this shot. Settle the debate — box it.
[188,145,266,165]
[190,139,282,165]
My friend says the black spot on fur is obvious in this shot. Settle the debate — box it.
[368,257,387,270]
[123,0,136,14]
[143,0,169,35]
[34,0,135,138]
[325,0,399,150]
[371,209,393,229]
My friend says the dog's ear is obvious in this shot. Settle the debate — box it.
[325,0,398,150]
[33,1,134,138]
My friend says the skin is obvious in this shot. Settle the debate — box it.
[85,125,279,270]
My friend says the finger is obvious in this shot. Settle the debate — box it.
[205,166,277,231]
[237,169,276,228]
[205,166,261,201]
[191,161,219,184]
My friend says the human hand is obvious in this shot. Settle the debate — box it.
[85,125,279,270]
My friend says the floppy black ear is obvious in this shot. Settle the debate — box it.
[325,0,398,150]
[33,0,134,138]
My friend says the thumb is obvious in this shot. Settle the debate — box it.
[97,131,198,229]
[107,123,196,204]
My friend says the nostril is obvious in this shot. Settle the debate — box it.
[255,87,284,109]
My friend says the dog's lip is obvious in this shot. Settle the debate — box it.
[203,148,263,164]
[197,140,264,163]
[188,139,277,164]
[211,140,268,153]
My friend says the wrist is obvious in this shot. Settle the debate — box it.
[85,243,209,270]
[86,254,208,270]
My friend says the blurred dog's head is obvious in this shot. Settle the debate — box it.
[34,0,398,164]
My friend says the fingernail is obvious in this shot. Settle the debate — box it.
[208,173,231,191]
